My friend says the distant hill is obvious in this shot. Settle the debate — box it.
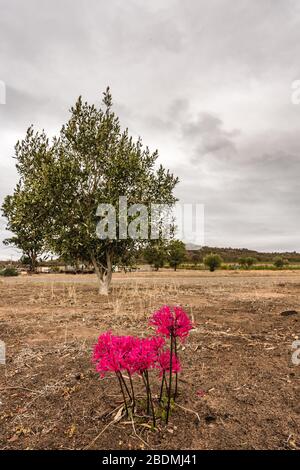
[186,245,300,263]
[2,245,300,268]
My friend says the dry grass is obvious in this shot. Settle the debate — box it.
[0,270,300,449]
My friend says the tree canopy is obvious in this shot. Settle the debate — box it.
[1,128,52,272]
[143,241,168,271]
[167,240,186,271]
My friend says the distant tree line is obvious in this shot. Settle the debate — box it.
[0,247,295,277]
[187,246,299,263]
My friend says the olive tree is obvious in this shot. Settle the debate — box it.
[44,89,178,293]
[1,128,51,272]
[2,90,178,293]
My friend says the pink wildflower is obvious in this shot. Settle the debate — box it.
[92,332,140,377]
[156,350,181,376]
[92,331,113,363]
[127,336,165,375]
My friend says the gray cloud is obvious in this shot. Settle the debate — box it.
[1,0,300,257]
[182,112,239,162]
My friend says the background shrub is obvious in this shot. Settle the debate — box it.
[203,253,223,272]
[0,267,19,277]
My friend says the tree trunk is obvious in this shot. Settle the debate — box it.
[29,251,38,273]
[91,251,112,295]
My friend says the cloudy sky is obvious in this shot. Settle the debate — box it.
[1,0,300,258]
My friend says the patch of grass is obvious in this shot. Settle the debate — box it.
[0,267,19,277]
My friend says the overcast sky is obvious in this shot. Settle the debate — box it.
[1,0,300,258]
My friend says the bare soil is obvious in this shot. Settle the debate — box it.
[0,270,299,450]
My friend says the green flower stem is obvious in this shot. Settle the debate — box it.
[145,370,156,428]
[166,332,174,424]
[116,372,128,416]
[119,372,132,402]
[159,371,165,402]
[128,371,135,412]
[142,372,150,414]
[174,336,178,399]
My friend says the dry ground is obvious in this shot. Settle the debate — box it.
[0,270,299,450]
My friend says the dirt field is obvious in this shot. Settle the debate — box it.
[0,270,299,450]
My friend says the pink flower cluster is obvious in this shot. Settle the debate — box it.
[149,305,193,341]
[92,306,192,378]
[92,305,193,424]
[92,332,180,377]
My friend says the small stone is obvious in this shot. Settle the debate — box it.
[280,310,298,317]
